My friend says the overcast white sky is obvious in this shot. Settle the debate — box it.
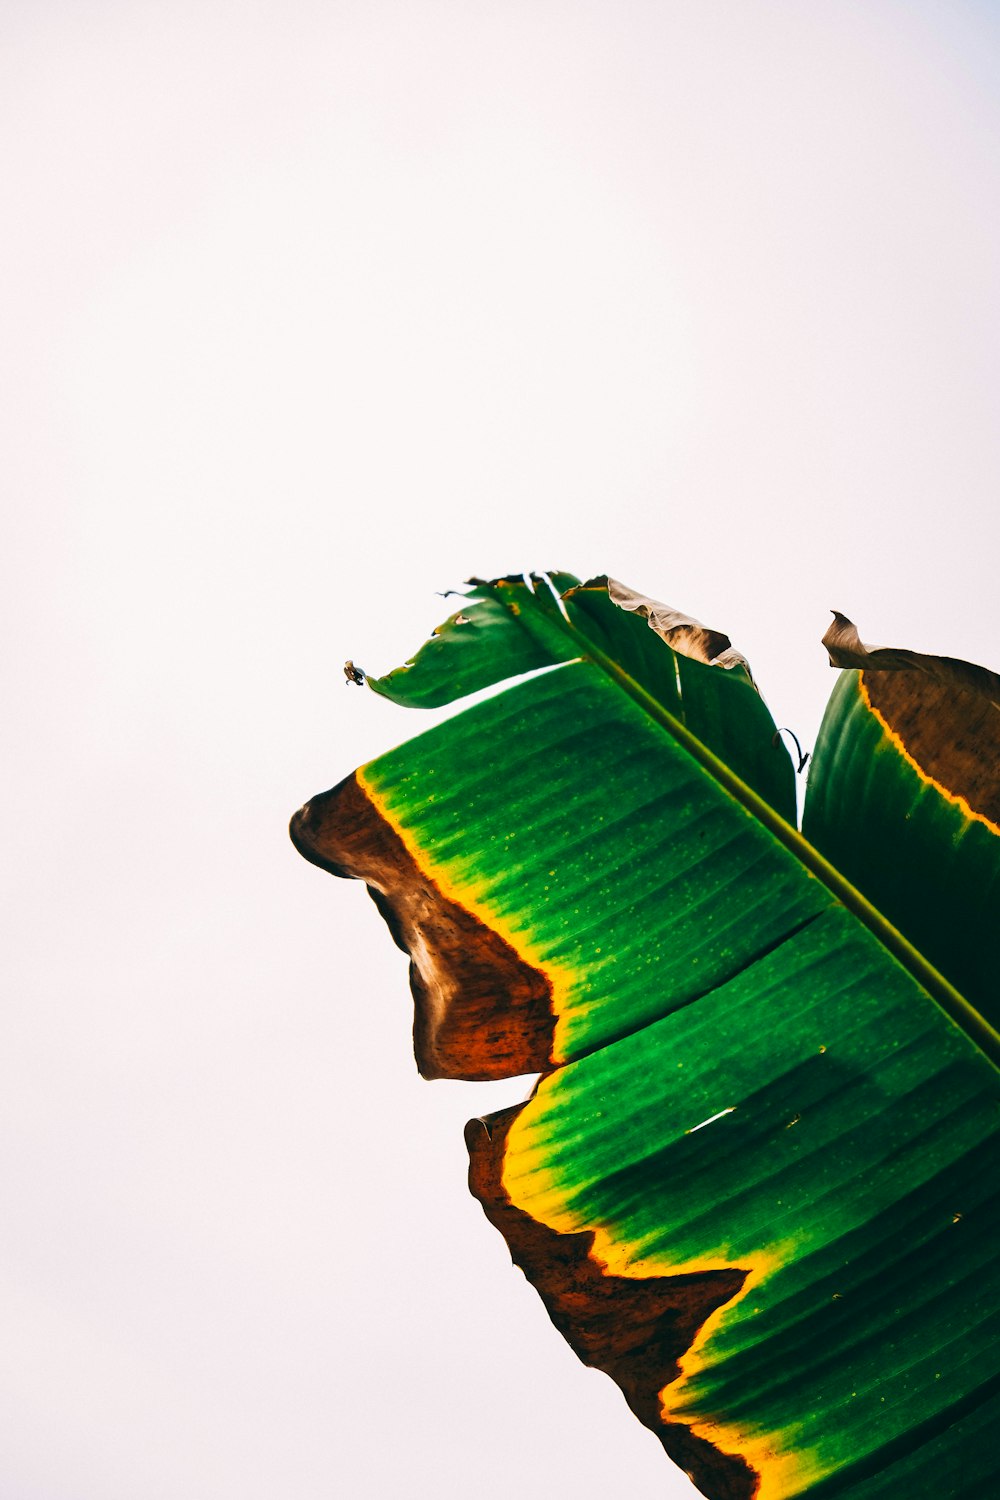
[3,3,999,1497]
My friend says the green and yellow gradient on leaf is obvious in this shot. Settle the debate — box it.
[502,905,1000,1498]
[360,661,825,1066]
[292,574,1000,1500]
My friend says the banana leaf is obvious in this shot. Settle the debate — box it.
[290,573,1000,1500]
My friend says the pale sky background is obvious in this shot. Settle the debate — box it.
[3,2,999,1497]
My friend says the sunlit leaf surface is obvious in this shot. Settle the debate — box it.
[292,576,1000,1500]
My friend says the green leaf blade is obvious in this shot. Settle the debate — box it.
[562,578,797,819]
[366,580,575,708]
[498,903,1000,1497]
[365,572,797,819]
[804,666,1000,1032]
[363,661,831,1068]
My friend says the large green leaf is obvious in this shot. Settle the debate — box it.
[291,575,1000,1500]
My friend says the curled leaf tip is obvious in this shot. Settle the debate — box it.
[822,614,1000,706]
[602,576,753,676]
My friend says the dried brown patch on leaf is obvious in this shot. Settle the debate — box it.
[862,671,1000,828]
[823,612,1000,705]
[824,612,1000,825]
[593,577,751,673]
[289,775,555,1080]
[466,1105,756,1500]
